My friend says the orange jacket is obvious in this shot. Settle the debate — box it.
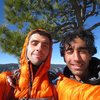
[0,29,57,100]
[57,74,100,100]
[0,71,14,100]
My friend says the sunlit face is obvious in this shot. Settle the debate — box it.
[27,33,50,66]
[64,37,91,80]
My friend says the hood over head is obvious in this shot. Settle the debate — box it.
[16,29,53,98]
[20,28,52,66]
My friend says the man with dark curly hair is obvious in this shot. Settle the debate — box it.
[60,28,100,85]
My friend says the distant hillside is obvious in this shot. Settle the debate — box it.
[0,63,19,72]
[50,64,65,73]
[0,63,65,73]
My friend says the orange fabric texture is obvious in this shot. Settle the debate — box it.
[57,74,100,100]
[0,71,14,100]
[0,29,57,100]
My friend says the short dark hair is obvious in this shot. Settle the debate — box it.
[60,28,97,56]
[28,29,52,44]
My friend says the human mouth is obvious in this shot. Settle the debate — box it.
[34,54,41,58]
[71,64,83,70]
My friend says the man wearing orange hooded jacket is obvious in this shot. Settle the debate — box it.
[0,29,57,100]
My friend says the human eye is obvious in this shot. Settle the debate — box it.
[31,40,38,46]
[65,48,73,54]
[43,43,49,49]
[79,47,88,54]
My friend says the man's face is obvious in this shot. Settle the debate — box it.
[27,33,50,66]
[64,37,91,79]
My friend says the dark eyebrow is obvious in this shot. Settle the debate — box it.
[65,45,72,51]
[31,40,50,46]
[31,40,38,43]
[78,47,88,50]
[65,46,88,51]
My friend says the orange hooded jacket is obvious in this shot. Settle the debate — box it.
[0,29,57,100]
[57,74,100,100]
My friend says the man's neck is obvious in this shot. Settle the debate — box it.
[32,64,40,75]
[75,70,89,82]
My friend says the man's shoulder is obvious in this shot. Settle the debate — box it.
[0,71,12,77]
[0,71,12,85]
[89,57,100,70]
[91,57,100,62]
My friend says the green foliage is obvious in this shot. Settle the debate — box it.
[0,25,25,58]
[0,0,100,59]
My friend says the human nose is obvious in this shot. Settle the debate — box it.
[73,50,81,61]
[36,43,42,51]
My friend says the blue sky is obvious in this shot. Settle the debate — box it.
[0,0,100,64]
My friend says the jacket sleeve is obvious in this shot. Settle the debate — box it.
[57,75,100,100]
[0,71,14,100]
